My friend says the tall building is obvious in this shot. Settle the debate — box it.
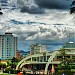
[0,33,18,59]
[30,44,47,55]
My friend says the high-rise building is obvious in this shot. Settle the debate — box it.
[30,44,47,55]
[0,33,18,59]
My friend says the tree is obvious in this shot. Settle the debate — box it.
[7,60,11,67]
[11,57,18,63]
[59,48,73,69]
[59,48,70,69]
[11,57,18,69]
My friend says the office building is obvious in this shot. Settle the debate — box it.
[0,33,18,59]
[30,44,47,55]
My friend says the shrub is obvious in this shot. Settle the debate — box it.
[3,68,17,74]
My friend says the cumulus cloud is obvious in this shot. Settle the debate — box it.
[16,0,73,14]
[1,9,75,51]
[4,24,74,42]
[4,23,75,51]
[7,0,73,14]
[8,0,73,14]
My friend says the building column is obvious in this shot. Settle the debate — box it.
[39,56,40,62]
[31,57,32,61]
[46,54,47,61]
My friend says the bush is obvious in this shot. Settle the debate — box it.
[3,68,17,74]
[55,70,74,75]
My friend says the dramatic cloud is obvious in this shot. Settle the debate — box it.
[7,0,73,14]
[0,8,75,51]
[16,0,44,14]
[35,0,73,9]
[20,5,44,14]
[16,0,73,14]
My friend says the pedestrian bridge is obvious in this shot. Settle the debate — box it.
[16,51,60,74]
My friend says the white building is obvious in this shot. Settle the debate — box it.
[30,44,47,55]
[0,33,18,59]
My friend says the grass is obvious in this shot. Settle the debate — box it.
[0,74,16,75]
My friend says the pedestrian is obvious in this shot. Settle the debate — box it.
[9,71,10,75]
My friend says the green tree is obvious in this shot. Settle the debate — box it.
[11,57,18,63]
[59,48,69,69]
[11,57,18,69]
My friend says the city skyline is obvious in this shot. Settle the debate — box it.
[0,0,75,51]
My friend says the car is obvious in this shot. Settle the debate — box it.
[26,69,33,74]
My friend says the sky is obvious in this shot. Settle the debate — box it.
[0,0,75,52]
[18,0,73,13]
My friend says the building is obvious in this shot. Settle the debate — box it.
[0,33,18,59]
[16,50,20,60]
[63,41,75,49]
[16,42,75,74]
[30,44,47,55]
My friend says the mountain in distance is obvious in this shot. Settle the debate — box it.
[20,50,30,54]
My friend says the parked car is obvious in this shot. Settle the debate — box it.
[26,69,33,74]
